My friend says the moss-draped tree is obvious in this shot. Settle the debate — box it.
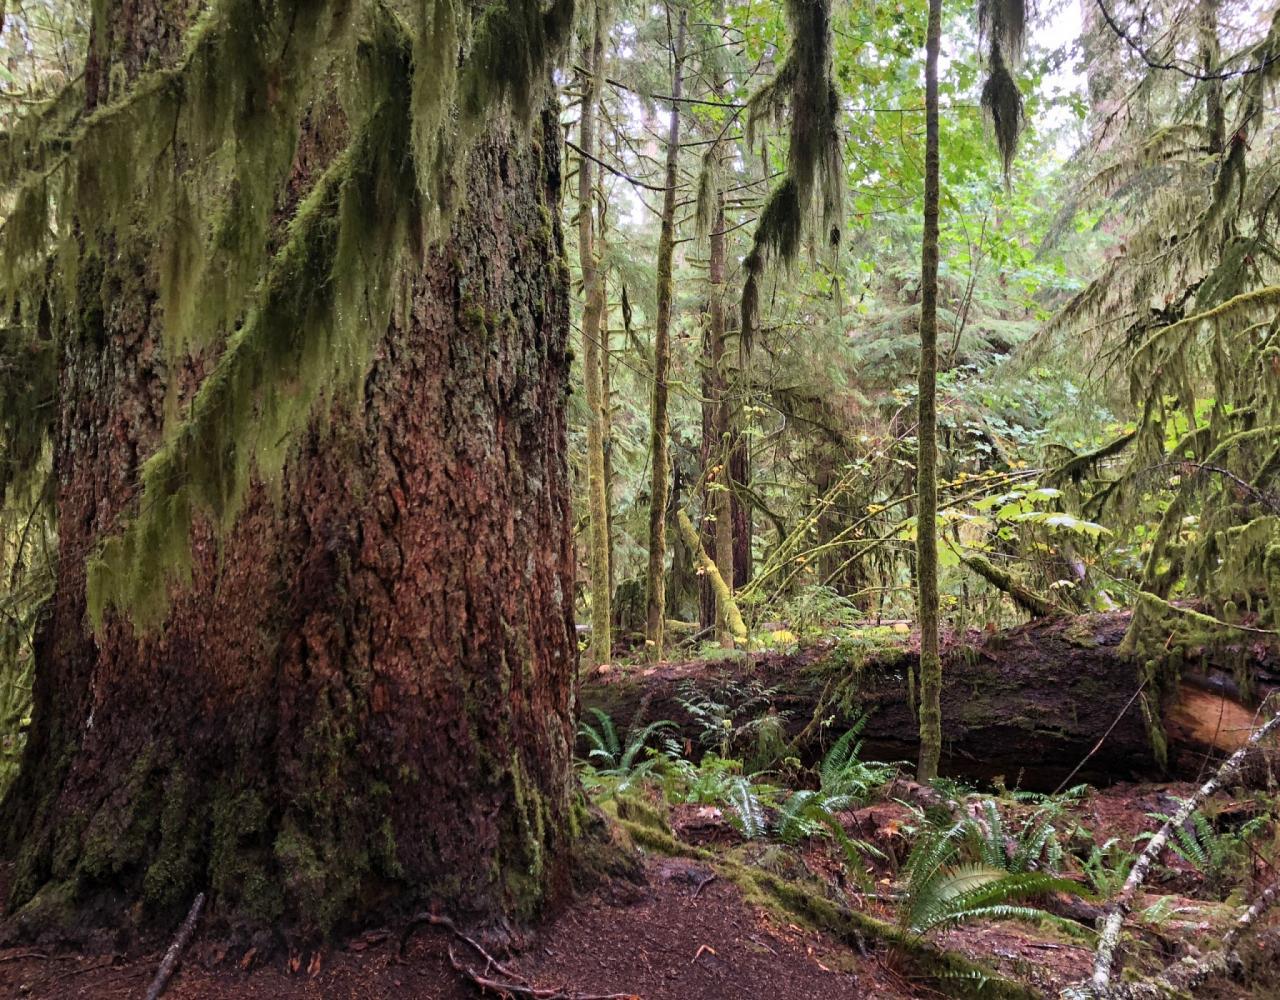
[0,0,581,940]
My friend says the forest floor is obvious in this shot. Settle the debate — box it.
[2,782,1277,998]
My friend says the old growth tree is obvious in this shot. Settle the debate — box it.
[0,0,582,937]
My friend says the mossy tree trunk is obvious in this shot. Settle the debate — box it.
[915,0,943,782]
[730,409,752,589]
[578,1,612,668]
[643,6,687,661]
[698,58,735,646]
[1,1,578,943]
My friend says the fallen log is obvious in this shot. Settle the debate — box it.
[578,611,1280,789]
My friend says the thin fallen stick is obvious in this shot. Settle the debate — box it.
[0,951,48,963]
[1084,706,1280,996]
[145,891,205,1000]
[1166,875,1280,993]
[447,944,638,1000]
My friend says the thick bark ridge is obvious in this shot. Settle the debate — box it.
[2,16,577,937]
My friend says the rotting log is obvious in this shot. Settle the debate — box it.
[579,611,1280,789]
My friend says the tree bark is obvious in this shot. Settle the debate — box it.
[698,36,735,646]
[915,0,943,781]
[643,7,687,660]
[2,5,577,942]
[578,2,612,668]
[578,611,1280,790]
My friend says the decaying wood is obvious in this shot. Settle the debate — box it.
[144,892,204,1000]
[580,611,1280,788]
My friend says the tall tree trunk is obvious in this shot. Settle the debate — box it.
[730,409,752,589]
[708,143,735,649]
[644,7,687,660]
[578,2,612,668]
[1201,0,1224,155]
[1,3,577,940]
[915,0,943,782]
[699,37,735,646]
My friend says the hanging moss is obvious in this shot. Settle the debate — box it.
[739,0,842,346]
[87,7,419,628]
[979,43,1025,184]
[0,0,581,628]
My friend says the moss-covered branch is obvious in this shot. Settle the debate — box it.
[675,509,747,646]
[960,552,1057,618]
[618,819,1040,1000]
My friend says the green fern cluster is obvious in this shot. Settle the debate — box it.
[577,708,678,795]
[898,821,1084,937]
[1140,804,1269,896]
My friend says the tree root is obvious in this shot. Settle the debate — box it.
[447,944,639,1000]
[406,908,638,1000]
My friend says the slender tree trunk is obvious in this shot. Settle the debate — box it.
[578,2,611,667]
[730,407,752,589]
[2,2,577,940]
[708,152,735,647]
[698,38,735,645]
[915,0,943,782]
[644,6,687,660]
[1201,0,1225,156]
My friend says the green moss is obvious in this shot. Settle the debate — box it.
[143,767,203,911]
[500,752,551,917]
[76,741,162,883]
[210,783,281,924]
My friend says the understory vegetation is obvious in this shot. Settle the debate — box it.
[1,0,1279,997]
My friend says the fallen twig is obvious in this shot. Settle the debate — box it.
[0,951,48,964]
[145,891,205,1000]
[402,909,522,979]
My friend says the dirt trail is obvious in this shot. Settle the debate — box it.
[0,856,914,1000]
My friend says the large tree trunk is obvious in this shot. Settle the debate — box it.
[1,6,576,943]
[579,612,1280,789]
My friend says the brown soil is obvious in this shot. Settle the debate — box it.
[0,856,915,1000]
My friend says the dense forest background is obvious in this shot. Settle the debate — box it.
[0,0,1279,997]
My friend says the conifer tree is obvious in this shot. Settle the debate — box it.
[0,0,581,936]
[916,0,944,782]
[579,0,612,667]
